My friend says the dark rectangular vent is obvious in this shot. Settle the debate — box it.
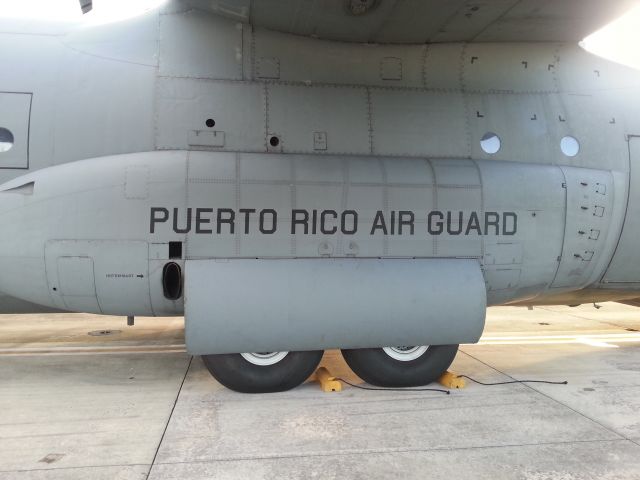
[169,241,182,259]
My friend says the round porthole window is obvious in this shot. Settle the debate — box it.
[560,136,579,157]
[480,132,501,154]
[0,128,14,153]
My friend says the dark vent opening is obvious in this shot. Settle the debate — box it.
[162,262,183,300]
[169,241,182,259]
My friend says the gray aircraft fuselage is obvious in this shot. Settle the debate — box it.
[1,3,640,353]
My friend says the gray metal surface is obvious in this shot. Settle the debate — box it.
[0,3,639,326]
[185,258,486,353]
[0,149,621,317]
[551,167,615,289]
[44,240,152,315]
[604,136,640,283]
[1,11,638,183]
[0,92,31,169]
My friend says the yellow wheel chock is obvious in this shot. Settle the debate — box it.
[438,371,466,389]
[314,367,343,392]
[312,368,464,392]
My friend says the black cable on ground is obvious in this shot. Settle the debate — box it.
[337,377,450,394]
[334,376,567,393]
[457,375,568,386]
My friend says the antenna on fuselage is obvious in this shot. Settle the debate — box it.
[79,0,93,14]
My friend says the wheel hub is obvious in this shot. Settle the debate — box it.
[240,351,289,366]
[382,345,429,361]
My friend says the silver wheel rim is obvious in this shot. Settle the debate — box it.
[382,346,429,362]
[240,351,289,366]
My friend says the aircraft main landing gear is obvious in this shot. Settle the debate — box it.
[202,344,458,392]
[202,350,324,393]
[341,344,459,387]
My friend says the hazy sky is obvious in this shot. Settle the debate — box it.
[582,5,640,69]
[0,0,167,23]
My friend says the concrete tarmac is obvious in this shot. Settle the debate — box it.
[1,304,640,479]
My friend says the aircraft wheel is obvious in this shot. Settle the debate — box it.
[201,350,324,393]
[341,345,458,387]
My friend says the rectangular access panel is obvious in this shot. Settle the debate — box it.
[551,167,613,288]
[0,92,31,169]
[56,256,100,313]
[185,258,487,355]
[45,240,152,315]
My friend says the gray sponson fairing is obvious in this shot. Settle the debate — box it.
[1,4,640,351]
[185,258,487,354]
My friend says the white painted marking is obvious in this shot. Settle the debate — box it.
[0,344,186,357]
[576,337,619,348]
[474,332,640,347]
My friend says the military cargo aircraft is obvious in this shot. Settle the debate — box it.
[1,0,640,392]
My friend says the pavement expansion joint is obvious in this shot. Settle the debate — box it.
[458,349,633,443]
[146,356,194,480]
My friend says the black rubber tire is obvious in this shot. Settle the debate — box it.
[341,345,459,388]
[201,350,324,393]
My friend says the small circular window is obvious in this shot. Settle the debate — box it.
[0,128,13,153]
[480,132,501,154]
[560,136,579,157]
